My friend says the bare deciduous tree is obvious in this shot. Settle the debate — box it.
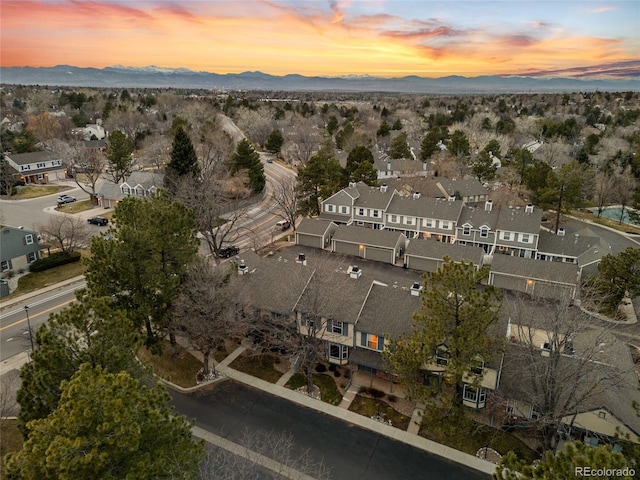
[171,257,245,376]
[271,176,299,233]
[176,172,251,263]
[500,294,631,452]
[37,215,90,253]
[199,429,332,480]
[69,139,106,201]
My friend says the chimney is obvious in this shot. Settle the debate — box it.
[296,253,307,265]
[349,265,361,279]
[238,259,248,275]
[448,195,455,203]
[557,228,565,236]
[349,182,357,188]
[413,192,421,199]
[381,183,388,193]
[485,200,493,212]
[410,282,423,296]
[525,204,534,214]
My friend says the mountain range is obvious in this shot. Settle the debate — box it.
[1,65,638,93]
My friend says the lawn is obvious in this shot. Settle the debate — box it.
[57,199,94,214]
[2,256,86,300]
[0,419,23,477]
[137,341,203,388]
[285,373,343,405]
[14,185,60,199]
[419,420,538,463]
[348,394,411,430]
[229,353,283,383]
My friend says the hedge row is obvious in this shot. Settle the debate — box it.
[29,251,81,273]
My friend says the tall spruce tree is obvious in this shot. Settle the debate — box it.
[230,138,265,193]
[165,126,200,192]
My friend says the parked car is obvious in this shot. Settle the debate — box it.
[87,216,108,226]
[276,220,291,231]
[57,195,76,204]
[217,246,240,258]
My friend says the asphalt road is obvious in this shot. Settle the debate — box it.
[170,381,490,480]
[0,283,84,361]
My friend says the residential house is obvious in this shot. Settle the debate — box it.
[434,178,489,206]
[500,321,639,446]
[373,152,429,180]
[319,182,362,225]
[404,239,485,273]
[350,183,396,229]
[536,230,605,276]
[0,225,44,274]
[2,151,66,183]
[72,120,105,141]
[331,225,406,265]
[488,255,580,301]
[385,194,464,242]
[493,204,542,258]
[97,171,164,208]
[295,218,338,250]
[455,201,500,253]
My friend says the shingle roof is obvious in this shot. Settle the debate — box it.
[537,231,601,258]
[356,283,419,338]
[353,184,396,210]
[5,150,61,164]
[436,178,489,198]
[296,218,336,237]
[496,206,543,234]
[458,204,499,229]
[386,195,464,221]
[405,239,485,265]
[332,225,405,249]
[490,255,579,285]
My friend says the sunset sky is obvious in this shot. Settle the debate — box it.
[1,0,639,78]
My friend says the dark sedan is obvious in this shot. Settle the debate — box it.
[87,216,109,226]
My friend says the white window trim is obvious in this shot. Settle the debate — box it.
[331,320,344,335]
[441,221,450,230]
[480,228,489,238]
[1,260,10,271]
[424,219,434,228]
[329,344,348,360]
[463,385,486,403]
[25,234,34,245]
[27,252,37,263]
[502,231,512,241]
[462,226,471,235]
[325,204,335,213]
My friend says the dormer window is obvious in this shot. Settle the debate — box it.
[463,225,471,236]
[480,227,488,238]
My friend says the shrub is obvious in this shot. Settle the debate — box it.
[387,394,398,403]
[328,364,337,372]
[29,251,81,273]
[333,370,341,378]
[366,387,385,398]
[315,363,327,373]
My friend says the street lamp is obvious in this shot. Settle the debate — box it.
[24,305,34,352]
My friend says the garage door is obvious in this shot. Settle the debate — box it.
[406,256,438,272]
[296,233,321,249]
[365,246,393,264]
[334,241,360,257]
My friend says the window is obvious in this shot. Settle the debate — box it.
[53,160,62,166]
[329,344,348,360]
[36,173,45,180]
[372,210,380,218]
[521,233,530,243]
[463,226,470,235]
[301,316,316,329]
[36,162,46,168]
[358,208,365,216]
[405,216,414,225]
[122,186,131,195]
[424,219,433,228]
[502,232,511,241]
[463,385,487,404]
[470,360,484,375]
[390,214,397,223]
[435,350,449,366]
[441,221,450,230]
[340,206,349,214]
[27,252,37,263]
[361,332,383,351]
[21,165,31,171]
[135,187,144,196]
[480,227,488,238]
[598,411,607,419]
[1,260,10,271]
[24,234,34,245]
[331,320,344,335]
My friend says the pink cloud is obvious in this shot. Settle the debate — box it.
[591,7,617,13]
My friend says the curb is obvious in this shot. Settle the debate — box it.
[0,275,86,312]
